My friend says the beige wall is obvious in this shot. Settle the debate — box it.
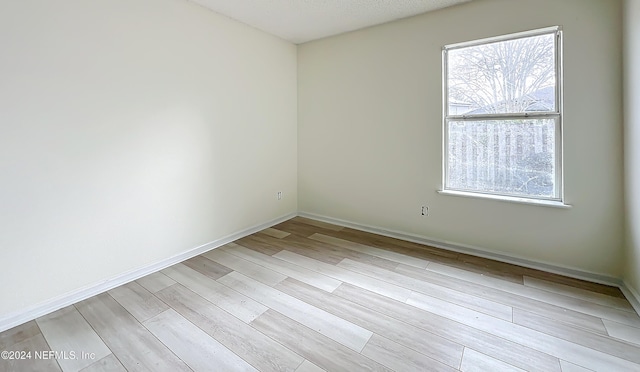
[624,0,640,295]
[0,0,297,318]
[298,0,624,276]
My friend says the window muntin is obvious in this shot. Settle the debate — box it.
[443,27,562,201]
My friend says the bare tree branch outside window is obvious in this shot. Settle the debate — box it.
[448,33,555,115]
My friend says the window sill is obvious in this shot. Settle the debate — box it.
[437,190,571,209]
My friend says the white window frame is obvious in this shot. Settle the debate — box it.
[441,26,565,206]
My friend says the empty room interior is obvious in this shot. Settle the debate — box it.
[2,0,640,371]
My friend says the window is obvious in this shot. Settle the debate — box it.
[442,27,563,203]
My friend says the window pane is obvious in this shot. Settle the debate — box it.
[448,33,555,115]
[447,119,556,198]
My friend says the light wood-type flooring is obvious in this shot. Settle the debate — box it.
[2,217,640,371]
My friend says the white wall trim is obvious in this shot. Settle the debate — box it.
[621,281,640,316]
[0,213,295,334]
[298,211,622,287]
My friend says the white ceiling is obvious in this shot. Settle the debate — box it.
[190,0,472,44]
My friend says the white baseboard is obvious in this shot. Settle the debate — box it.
[298,211,622,287]
[0,213,295,334]
[621,281,640,316]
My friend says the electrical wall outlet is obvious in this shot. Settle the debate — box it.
[277,191,283,200]
[421,206,429,216]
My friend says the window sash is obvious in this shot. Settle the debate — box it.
[442,27,563,202]
[443,28,562,119]
[443,117,562,201]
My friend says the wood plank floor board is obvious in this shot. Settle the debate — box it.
[272,219,343,238]
[332,283,562,372]
[338,228,460,259]
[458,248,606,287]
[0,320,41,351]
[519,268,625,299]
[407,291,639,371]
[324,228,526,283]
[276,278,464,368]
[143,308,257,372]
[339,258,513,321]
[456,253,530,283]
[156,283,304,372]
[292,216,345,231]
[427,262,640,328]
[273,250,412,302]
[250,309,389,372]
[236,235,284,256]
[295,360,325,372]
[0,333,62,372]
[218,271,373,352]
[272,220,318,237]
[79,354,126,372]
[431,254,525,284]
[202,248,287,286]
[238,234,344,264]
[36,305,111,371]
[523,276,635,312]
[395,263,609,334]
[361,334,458,372]
[513,308,640,363]
[310,233,430,269]
[135,272,176,293]
[220,243,343,292]
[322,224,619,297]
[289,233,400,270]
[526,270,626,300]
[559,360,595,372]
[182,254,233,280]
[108,282,169,322]
[460,348,525,372]
[259,228,291,239]
[75,293,190,372]
[272,233,400,270]
[602,319,640,346]
[162,263,268,323]
[326,227,534,286]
